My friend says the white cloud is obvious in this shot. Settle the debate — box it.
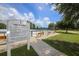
[24,13,28,18]
[8,13,14,16]
[24,12,36,23]
[0,5,51,28]
[0,6,25,20]
[28,12,35,23]
[50,5,56,11]
[43,17,51,25]
[0,6,8,12]
[38,6,43,11]
[35,17,51,28]
[45,3,49,5]
[9,8,24,19]
[35,19,44,27]
[9,8,18,14]
[0,6,34,21]
[24,12,50,28]
[0,5,10,20]
[24,13,29,20]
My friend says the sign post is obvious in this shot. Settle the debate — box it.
[6,20,31,56]
[6,31,11,56]
[6,20,11,56]
[27,22,30,50]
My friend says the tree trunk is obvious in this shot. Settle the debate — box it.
[66,28,68,33]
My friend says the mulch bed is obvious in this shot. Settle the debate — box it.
[0,36,6,40]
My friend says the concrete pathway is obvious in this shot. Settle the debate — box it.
[68,31,79,34]
[31,33,66,56]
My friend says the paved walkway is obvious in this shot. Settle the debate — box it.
[68,31,79,34]
[31,33,66,56]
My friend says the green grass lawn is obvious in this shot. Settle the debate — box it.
[0,45,38,56]
[43,30,79,56]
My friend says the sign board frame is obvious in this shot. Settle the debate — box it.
[6,20,30,56]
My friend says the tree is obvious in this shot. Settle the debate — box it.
[54,3,79,22]
[27,21,36,29]
[48,23,55,30]
[0,23,6,29]
[56,19,74,33]
[76,20,79,29]
[56,20,64,29]
[30,23,35,29]
[51,3,79,32]
[54,3,79,29]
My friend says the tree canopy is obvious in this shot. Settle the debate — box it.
[55,3,79,20]
[48,23,55,30]
[53,3,79,32]
[55,3,79,22]
[0,23,6,29]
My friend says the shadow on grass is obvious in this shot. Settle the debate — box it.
[0,45,38,56]
[43,40,79,56]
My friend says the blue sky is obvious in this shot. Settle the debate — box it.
[0,3,62,28]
